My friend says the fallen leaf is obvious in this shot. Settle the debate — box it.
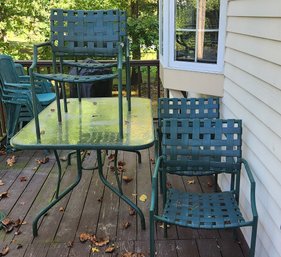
[36,157,49,164]
[128,208,136,216]
[123,221,131,229]
[150,158,155,164]
[139,194,147,202]
[1,218,12,227]
[187,179,195,184]
[21,221,27,225]
[19,176,27,182]
[109,166,115,172]
[32,166,38,171]
[0,150,6,156]
[0,191,8,199]
[0,180,4,186]
[91,247,99,253]
[59,207,64,212]
[97,197,103,202]
[14,231,22,236]
[105,245,115,253]
[79,233,91,243]
[67,241,73,248]
[122,176,133,183]
[94,237,109,247]
[16,244,23,249]
[6,155,16,167]
[132,193,137,197]
[1,245,9,256]
[13,219,21,227]
[50,108,55,112]
[207,181,213,187]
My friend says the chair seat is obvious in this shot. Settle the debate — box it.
[160,189,250,229]
[64,60,118,69]
[36,92,56,106]
[34,72,118,83]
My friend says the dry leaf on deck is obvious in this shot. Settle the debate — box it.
[94,237,109,247]
[21,221,27,225]
[50,108,55,112]
[207,181,213,187]
[128,207,136,216]
[139,194,147,202]
[150,158,155,164]
[14,231,22,236]
[79,233,91,243]
[66,241,73,248]
[36,157,49,164]
[91,247,100,253]
[0,191,8,199]
[59,207,64,212]
[6,155,16,167]
[1,245,9,256]
[13,219,21,227]
[105,245,115,253]
[159,223,170,229]
[0,150,6,156]
[166,182,172,189]
[60,156,67,161]
[123,221,131,229]
[122,176,133,183]
[1,218,12,227]
[16,244,23,249]
[187,179,195,185]
[118,166,125,173]
[19,176,27,182]
[0,180,4,186]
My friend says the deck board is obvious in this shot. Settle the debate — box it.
[0,148,247,257]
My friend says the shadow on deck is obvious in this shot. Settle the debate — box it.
[0,148,247,257]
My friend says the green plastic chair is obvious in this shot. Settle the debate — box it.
[156,97,220,192]
[150,118,258,257]
[0,55,56,106]
[29,9,131,140]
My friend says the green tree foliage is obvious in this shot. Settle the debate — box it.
[0,0,158,60]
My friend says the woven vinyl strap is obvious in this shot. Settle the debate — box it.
[162,119,242,174]
[50,9,126,56]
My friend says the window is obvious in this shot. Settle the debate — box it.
[168,0,226,73]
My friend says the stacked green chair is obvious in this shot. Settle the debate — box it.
[150,118,258,257]
[157,97,220,191]
[29,9,131,140]
[0,55,55,150]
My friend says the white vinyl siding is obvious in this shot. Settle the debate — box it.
[220,1,281,257]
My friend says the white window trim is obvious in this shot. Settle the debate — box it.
[166,0,227,74]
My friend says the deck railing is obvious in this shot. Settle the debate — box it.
[0,59,162,141]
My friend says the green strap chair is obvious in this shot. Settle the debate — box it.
[29,9,131,141]
[156,97,220,192]
[150,118,258,257]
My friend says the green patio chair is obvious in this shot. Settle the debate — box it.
[156,97,220,191]
[150,118,258,257]
[29,9,131,140]
[0,54,56,106]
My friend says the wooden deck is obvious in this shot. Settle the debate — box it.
[0,148,247,257]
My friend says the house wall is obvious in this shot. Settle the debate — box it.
[220,1,281,257]
[160,65,224,96]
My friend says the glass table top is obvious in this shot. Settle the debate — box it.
[11,97,155,150]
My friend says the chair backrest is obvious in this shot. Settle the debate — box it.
[50,9,127,57]
[0,55,20,84]
[158,97,220,127]
[161,118,242,174]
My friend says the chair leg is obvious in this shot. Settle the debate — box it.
[249,221,258,257]
[150,211,155,257]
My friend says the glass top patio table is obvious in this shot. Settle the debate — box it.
[11,97,154,151]
[10,97,155,237]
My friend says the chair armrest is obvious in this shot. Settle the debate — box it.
[150,156,164,213]
[4,82,31,89]
[29,41,52,75]
[241,158,258,219]
[18,75,30,82]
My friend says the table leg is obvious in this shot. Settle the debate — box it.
[32,150,83,237]
[96,150,146,230]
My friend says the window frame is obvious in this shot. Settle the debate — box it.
[167,0,227,74]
